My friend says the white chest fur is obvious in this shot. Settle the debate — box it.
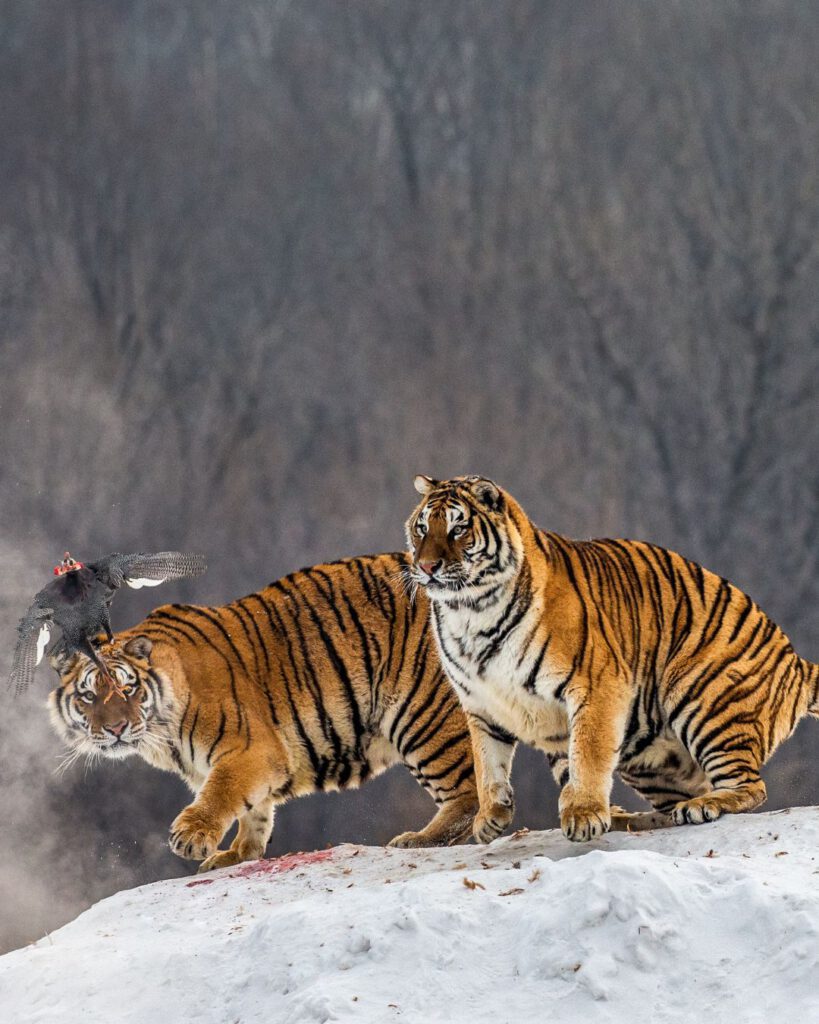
[432,592,569,750]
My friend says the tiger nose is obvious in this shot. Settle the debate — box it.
[108,720,128,737]
[419,560,442,577]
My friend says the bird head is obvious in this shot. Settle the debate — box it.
[53,552,84,576]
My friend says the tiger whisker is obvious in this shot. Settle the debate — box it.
[54,746,85,777]
[389,565,424,605]
[137,734,167,758]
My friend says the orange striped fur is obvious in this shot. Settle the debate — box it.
[49,554,477,870]
[407,475,819,843]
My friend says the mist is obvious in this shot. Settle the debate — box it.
[2,0,818,953]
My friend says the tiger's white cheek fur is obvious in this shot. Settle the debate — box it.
[48,693,90,750]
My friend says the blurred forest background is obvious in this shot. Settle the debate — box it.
[1,0,818,953]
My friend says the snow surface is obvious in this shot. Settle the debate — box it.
[2,807,819,1024]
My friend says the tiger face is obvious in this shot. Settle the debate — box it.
[406,475,521,597]
[48,636,166,762]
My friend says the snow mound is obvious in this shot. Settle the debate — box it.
[3,808,819,1023]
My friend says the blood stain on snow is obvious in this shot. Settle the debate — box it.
[185,849,336,889]
[233,849,335,878]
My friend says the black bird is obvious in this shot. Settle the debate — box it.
[9,550,207,699]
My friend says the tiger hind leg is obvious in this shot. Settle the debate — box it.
[388,792,478,848]
[618,734,713,827]
[670,754,766,826]
[390,732,480,847]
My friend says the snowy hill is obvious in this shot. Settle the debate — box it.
[2,808,819,1024]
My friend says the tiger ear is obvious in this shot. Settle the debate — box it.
[414,474,438,496]
[123,636,153,661]
[49,644,78,675]
[469,477,503,511]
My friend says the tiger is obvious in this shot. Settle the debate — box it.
[48,553,478,871]
[405,474,819,843]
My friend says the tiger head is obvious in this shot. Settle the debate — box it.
[48,636,168,762]
[406,475,523,598]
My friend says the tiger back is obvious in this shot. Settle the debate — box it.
[406,475,819,843]
[49,553,477,871]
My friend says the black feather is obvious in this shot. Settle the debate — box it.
[8,550,207,694]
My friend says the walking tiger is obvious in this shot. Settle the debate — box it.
[49,554,478,870]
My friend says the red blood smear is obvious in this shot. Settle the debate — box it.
[186,848,335,888]
[233,849,335,878]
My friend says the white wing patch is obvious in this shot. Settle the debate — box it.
[125,577,165,589]
[35,625,51,666]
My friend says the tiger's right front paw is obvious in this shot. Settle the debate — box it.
[169,806,223,861]
[559,786,610,843]
[473,785,515,843]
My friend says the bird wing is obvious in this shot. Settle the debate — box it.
[9,605,54,695]
[91,552,207,590]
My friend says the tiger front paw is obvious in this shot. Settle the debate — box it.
[198,849,242,873]
[473,785,515,844]
[169,806,224,861]
[559,786,610,843]
[387,830,429,849]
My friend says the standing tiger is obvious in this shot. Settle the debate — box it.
[48,554,478,871]
[406,474,819,843]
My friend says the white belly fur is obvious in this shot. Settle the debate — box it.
[436,610,569,750]
[463,666,569,749]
